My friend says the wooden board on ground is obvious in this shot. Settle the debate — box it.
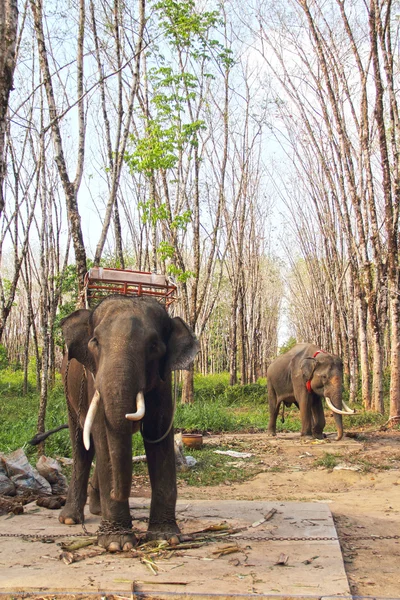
[0,499,351,599]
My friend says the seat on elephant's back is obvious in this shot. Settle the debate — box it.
[83,267,177,309]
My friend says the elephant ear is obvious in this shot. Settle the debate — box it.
[167,317,200,371]
[60,309,94,370]
[300,357,316,382]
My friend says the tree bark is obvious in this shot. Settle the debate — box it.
[0,0,18,216]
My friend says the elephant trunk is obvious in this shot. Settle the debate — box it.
[333,412,343,441]
[105,376,145,503]
[108,429,133,502]
[324,393,344,441]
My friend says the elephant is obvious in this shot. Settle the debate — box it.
[59,294,199,552]
[266,343,355,441]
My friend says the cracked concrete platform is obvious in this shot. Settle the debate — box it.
[0,499,350,599]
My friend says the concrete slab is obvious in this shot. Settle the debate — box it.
[0,499,351,598]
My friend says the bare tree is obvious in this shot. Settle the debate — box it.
[0,0,18,216]
[29,0,87,296]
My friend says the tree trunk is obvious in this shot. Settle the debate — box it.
[389,292,400,423]
[30,0,87,297]
[0,0,18,216]
[229,296,238,385]
[239,284,247,385]
[181,364,194,405]
[371,329,384,413]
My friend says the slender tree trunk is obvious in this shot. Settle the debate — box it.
[23,312,31,395]
[30,0,87,296]
[389,293,400,423]
[0,0,18,216]
[239,284,247,385]
[371,329,384,413]
[181,364,194,405]
[229,297,238,385]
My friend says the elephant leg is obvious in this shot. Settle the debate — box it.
[142,386,179,540]
[298,393,313,437]
[59,408,94,525]
[88,465,101,515]
[267,383,280,436]
[92,416,137,552]
[311,397,326,439]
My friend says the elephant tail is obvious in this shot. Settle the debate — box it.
[280,402,285,424]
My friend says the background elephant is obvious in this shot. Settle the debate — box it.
[267,343,354,441]
[60,295,199,552]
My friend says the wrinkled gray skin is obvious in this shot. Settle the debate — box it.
[59,296,199,552]
[267,343,344,441]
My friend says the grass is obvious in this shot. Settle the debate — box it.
[314,452,341,469]
[131,444,263,487]
[0,366,396,488]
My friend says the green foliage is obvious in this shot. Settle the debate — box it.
[0,368,68,457]
[157,240,175,260]
[167,263,194,283]
[0,344,8,370]
[3,370,393,475]
[346,408,386,428]
[178,446,262,487]
[279,336,297,354]
[314,452,340,469]
[123,0,233,286]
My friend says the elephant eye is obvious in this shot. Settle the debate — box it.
[89,337,99,347]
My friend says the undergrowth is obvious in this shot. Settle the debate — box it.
[0,367,393,465]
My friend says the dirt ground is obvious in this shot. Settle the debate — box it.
[173,429,400,599]
[1,428,400,599]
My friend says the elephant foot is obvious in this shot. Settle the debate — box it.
[97,520,136,552]
[88,487,101,516]
[98,532,137,552]
[59,504,83,525]
[312,432,326,440]
[146,521,180,541]
[266,429,277,437]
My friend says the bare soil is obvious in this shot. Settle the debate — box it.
[176,430,400,599]
[2,429,399,599]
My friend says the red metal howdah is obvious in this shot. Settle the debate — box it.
[83,267,177,309]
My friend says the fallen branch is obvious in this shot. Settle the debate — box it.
[60,537,97,551]
[28,424,68,445]
[265,508,278,521]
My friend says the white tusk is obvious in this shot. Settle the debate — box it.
[83,390,100,450]
[126,391,145,421]
[342,400,356,414]
[325,396,355,415]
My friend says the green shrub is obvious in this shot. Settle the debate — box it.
[314,452,340,469]
[0,344,8,370]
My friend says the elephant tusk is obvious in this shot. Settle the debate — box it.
[342,399,356,414]
[83,390,100,451]
[325,396,355,415]
[126,391,145,421]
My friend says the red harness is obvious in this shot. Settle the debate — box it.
[306,350,326,393]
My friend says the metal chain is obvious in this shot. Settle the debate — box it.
[0,530,399,542]
[96,519,134,538]
[224,533,400,542]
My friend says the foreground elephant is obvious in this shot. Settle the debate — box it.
[267,343,354,441]
[60,295,199,552]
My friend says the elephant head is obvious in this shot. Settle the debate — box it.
[301,352,355,441]
[61,295,199,501]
